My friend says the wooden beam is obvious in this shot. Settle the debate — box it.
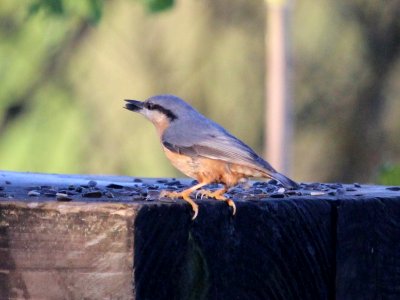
[1,171,400,298]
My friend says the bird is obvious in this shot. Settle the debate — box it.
[124,94,298,219]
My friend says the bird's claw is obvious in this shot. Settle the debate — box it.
[196,189,212,199]
[225,199,237,215]
[196,189,225,200]
[160,190,199,220]
[160,189,235,218]
[196,189,236,216]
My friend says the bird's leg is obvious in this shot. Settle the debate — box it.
[160,181,209,220]
[197,186,236,216]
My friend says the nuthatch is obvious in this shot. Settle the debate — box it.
[125,94,298,219]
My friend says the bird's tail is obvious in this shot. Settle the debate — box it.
[269,172,299,189]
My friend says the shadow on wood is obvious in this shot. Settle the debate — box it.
[336,198,400,299]
[134,200,335,300]
[1,171,400,299]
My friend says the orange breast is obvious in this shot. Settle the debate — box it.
[163,147,199,179]
[163,147,263,187]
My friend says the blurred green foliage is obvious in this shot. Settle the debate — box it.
[28,0,105,24]
[140,0,174,12]
[379,165,400,185]
[29,0,65,16]
[27,0,173,20]
[0,0,93,173]
[1,0,400,184]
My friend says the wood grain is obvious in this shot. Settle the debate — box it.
[134,200,335,300]
[1,171,400,299]
[336,198,400,299]
[0,202,137,299]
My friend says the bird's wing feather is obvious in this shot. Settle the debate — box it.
[162,121,277,175]
[162,118,299,188]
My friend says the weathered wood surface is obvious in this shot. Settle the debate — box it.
[134,200,334,300]
[336,198,400,300]
[0,171,143,299]
[0,202,136,299]
[1,170,400,299]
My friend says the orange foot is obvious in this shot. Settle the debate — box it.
[196,189,236,216]
[160,190,199,220]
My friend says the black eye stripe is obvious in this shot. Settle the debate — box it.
[146,103,177,121]
[145,102,155,110]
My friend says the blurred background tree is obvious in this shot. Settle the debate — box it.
[0,0,399,184]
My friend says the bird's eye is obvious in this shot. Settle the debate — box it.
[146,102,155,110]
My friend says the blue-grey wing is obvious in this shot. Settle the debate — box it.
[162,120,277,174]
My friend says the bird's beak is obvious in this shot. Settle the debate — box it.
[124,99,144,112]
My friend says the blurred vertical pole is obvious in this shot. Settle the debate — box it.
[264,0,293,175]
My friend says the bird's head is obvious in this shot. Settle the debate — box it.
[124,94,195,135]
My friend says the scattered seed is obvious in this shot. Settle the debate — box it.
[311,191,326,196]
[175,184,188,189]
[105,191,114,198]
[82,191,102,198]
[133,178,142,183]
[285,190,298,196]
[28,190,40,197]
[147,185,159,190]
[386,186,400,191]
[327,183,343,189]
[88,180,97,187]
[156,179,168,183]
[43,189,57,197]
[164,180,181,186]
[253,182,270,188]
[270,193,285,198]
[56,193,73,201]
[277,187,285,194]
[253,189,263,194]
[106,183,124,189]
